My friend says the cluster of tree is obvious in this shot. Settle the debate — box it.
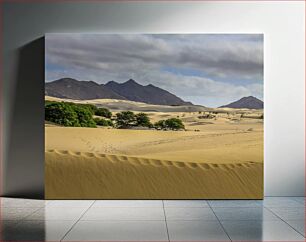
[240,113,264,119]
[198,114,215,119]
[45,101,185,130]
[116,111,152,128]
[154,118,185,130]
[45,101,113,128]
[115,111,185,130]
[94,117,113,127]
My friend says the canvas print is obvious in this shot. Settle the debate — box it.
[45,34,263,199]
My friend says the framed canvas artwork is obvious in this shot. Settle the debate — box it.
[45,34,263,199]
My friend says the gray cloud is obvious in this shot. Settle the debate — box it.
[45,34,263,107]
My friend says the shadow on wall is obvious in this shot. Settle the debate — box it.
[4,37,45,199]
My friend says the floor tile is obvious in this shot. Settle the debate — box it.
[165,207,217,221]
[93,200,163,208]
[0,220,21,232]
[2,220,75,241]
[286,220,305,236]
[0,220,21,240]
[63,220,168,241]
[292,197,305,206]
[263,197,304,207]
[208,199,263,208]
[164,200,209,207]
[213,207,279,221]
[26,207,88,220]
[268,207,305,220]
[221,220,305,241]
[81,207,165,221]
[167,220,230,241]
[0,198,47,208]
[0,207,40,220]
[1,197,305,241]
[47,200,94,208]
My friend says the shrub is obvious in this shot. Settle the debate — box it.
[66,103,97,115]
[198,114,214,119]
[45,101,97,128]
[45,102,79,126]
[94,118,114,127]
[73,105,96,127]
[116,111,136,128]
[95,107,112,118]
[135,113,152,127]
[78,103,98,114]
[154,120,166,129]
[165,118,185,130]
[154,118,185,130]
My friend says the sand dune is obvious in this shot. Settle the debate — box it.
[45,149,263,199]
[45,125,263,199]
[46,127,263,163]
[45,95,263,199]
[45,95,208,112]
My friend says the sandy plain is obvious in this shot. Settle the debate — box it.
[45,97,263,199]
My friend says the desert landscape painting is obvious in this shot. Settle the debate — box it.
[45,34,263,199]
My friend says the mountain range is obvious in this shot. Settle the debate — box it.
[45,78,192,106]
[45,78,263,109]
[219,96,263,109]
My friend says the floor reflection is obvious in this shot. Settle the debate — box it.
[0,197,304,241]
[1,220,46,241]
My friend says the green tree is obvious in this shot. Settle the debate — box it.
[165,118,185,130]
[154,118,185,130]
[94,118,114,127]
[45,101,97,128]
[135,113,152,127]
[45,102,79,126]
[66,103,97,115]
[116,111,136,128]
[95,107,112,118]
[154,120,166,129]
[73,105,96,127]
[80,104,98,114]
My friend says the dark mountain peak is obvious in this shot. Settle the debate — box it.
[146,84,157,88]
[52,77,78,83]
[241,96,257,100]
[46,77,192,106]
[51,78,99,87]
[105,80,119,86]
[127,78,136,83]
[106,79,191,106]
[123,79,141,86]
[45,78,126,100]
[85,80,101,87]
[219,96,263,109]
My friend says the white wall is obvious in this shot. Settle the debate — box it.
[2,1,305,197]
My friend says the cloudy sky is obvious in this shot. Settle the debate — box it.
[45,34,263,107]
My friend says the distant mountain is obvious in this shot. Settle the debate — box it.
[219,96,263,109]
[105,79,192,106]
[45,78,126,100]
[45,78,192,106]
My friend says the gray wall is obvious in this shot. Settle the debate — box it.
[2,1,305,198]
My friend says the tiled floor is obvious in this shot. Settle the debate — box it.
[0,197,304,241]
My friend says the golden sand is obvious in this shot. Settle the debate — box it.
[45,119,263,199]
[45,150,262,199]
[45,96,263,199]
